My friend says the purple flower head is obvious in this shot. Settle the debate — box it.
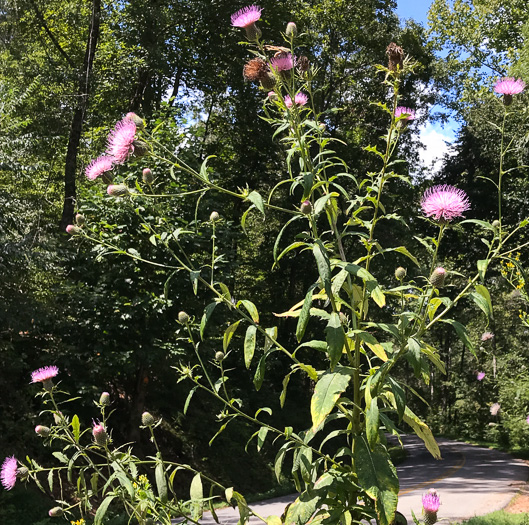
[481,331,494,342]
[106,119,136,164]
[294,92,309,106]
[395,107,415,120]
[270,53,295,72]
[477,371,485,381]
[526,415,529,425]
[31,366,59,384]
[421,184,470,222]
[231,5,262,27]
[494,78,525,96]
[422,490,440,513]
[1,456,18,490]
[85,155,114,180]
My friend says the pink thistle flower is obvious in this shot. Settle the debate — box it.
[270,53,295,72]
[85,155,114,180]
[231,5,262,27]
[421,184,470,222]
[294,92,308,106]
[395,107,415,120]
[481,331,494,342]
[477,371,485,381]
[526,415,529,425]
[1,456,18,490]
[422,490,440,513]
[493,78,525,95]
[31,366,59,384]
[490,403,501,416]
[106,119,136,164]
[93,421,109,446]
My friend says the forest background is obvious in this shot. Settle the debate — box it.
[1,0,529,523]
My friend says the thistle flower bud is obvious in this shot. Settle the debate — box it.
[430,267,446,288]
[178,311,190,324]
[75,213,85,226]
[92,423,108,446]
[297,56,310,73]
[492,220,500,229]
[66,224,82,236]
[300,200,312,214]
[35,425,50,437]
[132,139,149,158]
[142,168,154,184]
[395,267,406,280]
[48,507,64,518]
[53,412,63,425]
[107,184,130,198]
[503,94,513,106]
[99,391,111,406]
[422,490,440,525]
[142,411,155,426]
[17,466,29,480]
[215,351,225,362]
[245,23,262,41]
[260,73,277,90]
[125,112,145,130]
[386,42,404,72]
[286,22,298,38]
[210,211,220,222]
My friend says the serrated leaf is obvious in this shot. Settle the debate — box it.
[94,496,115,525]
[244,325,257,369]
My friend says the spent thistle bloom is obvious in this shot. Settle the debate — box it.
[85,155,114,181]
[422,490,440,525]
[99,392,111,406]
[231,5,262,40]
[31,366,59,391]
[1,456,18,490]
[477,371,485,381]
[490,403,501,416]
[35,425,51,437]
[107,119,137,164]
[243,58,269,82]
[386,42,404,71]
[142,412,155,426]
[421,185,470,222]
[395,107,415,120]
[285,22,297,38]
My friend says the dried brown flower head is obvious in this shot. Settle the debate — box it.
[386,42,404,71]
[243,58,269,82]
[297,56,310,73]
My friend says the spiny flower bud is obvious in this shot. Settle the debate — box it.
[285,22,298,38]
[300,200,312,214]
[125,112,145,130]
[395,267,407,280]
[35,425,50,437]
[430,267,446,288]
[492,220,500,229]
[260,73,277,90]
[142,168,154,184]
[215,351,225,362]
[66,224,82,236]
[386,42,404,72]
[92,422,109,446]
[132,139,149,158]
[245,24,262,42]
[178,311,190,324]
[17,466,29,480]
[75,213,85,226]
[99,392,111,406]
[142,411,155,426]
[48,507,64,518]
[210,211,220,222]
[107,184,130,198]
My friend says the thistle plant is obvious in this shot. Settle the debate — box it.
[4,6,529,525]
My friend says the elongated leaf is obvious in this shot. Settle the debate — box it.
[477,259,489,281]
[254,354,267,391]
[310,365,354,429]
[238,300,259,323]
[190,472,203,520]
[472,284,493,319]
[402,407,441,459]
[264,326,277,353]
[366,398,379,450]
[223,320,241,352]
[190,270,200,295]
[244,325,257,369]
[313,240,332,299]
[184,386,198,415]
[355,437,399,525]
[296,285,315,342]
[257,426,268,452]
[247,190,265,215]
[200,302,217,340]
[285,473,334,525]
[209,485,220,524]
[326,312,344,369]
[71,415,80,443]
[440,319,475,356]
[94,496,116,525]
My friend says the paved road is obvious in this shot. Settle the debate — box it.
[177,436,527,524]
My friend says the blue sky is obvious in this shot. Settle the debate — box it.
[396,0,431,26]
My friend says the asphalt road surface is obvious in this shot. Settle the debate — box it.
[175,435,528,524]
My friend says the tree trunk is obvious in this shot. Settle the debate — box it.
[59,0,101,231]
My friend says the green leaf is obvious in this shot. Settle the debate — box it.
[296,285,315,342]
[280,372,292,408]
[440,319,475,356]
[223,320,241,352]
[366,398,379,450]
[190,473,203,520]
[94,496,116,525]
[238,299,259,324]
[200,302,217,340]
[71,415,80,443]
[254,354,266,391]
[313,240,333,299]
[461,219,494,231]
[244,325,257,369]
[314,192,339,216]
[190,270,200,295]
[47,470,54,493]
[310,365,354,429]
[184,386,198,415]
[355,437,399,525]
[403,407,441,459]
[266,516,283,525]
[52,452,69,464]
[264,326,277,353]
[472,284,493,319]
[247,190,265,215]
[326,312,345,369]
[209,485,220,524]
[257,426,268,452]
[477,259,489,281]
[388,378,406,422]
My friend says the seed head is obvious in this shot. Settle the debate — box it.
[210,211,220,222]
[215,351,225,362]
[66,225,82,236]
[107,184,130,198]
[386,42,404,71]
[48,507,64,518]
[142,168,154,184]
[243,58,269,82]
[300,200,312,214]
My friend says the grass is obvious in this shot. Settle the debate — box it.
[455,510,529,525]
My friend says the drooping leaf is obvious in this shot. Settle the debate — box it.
[296,285,315,342]
[244,325,257,369]
[402,407,441,459]
[223,320,241,352]
[326,312,345,369]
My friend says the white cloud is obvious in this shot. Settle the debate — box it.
[418,122,456,175]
